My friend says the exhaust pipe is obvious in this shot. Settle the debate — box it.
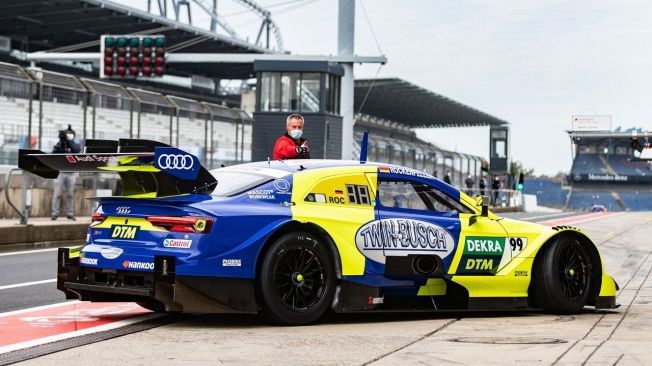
[412,255,438,275]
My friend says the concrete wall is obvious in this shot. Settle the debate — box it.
[0,187,96,219]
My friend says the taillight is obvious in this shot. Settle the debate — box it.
[146,216,213,233]
[91,212,106,226]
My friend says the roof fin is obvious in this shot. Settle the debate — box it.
[359,131,369,163]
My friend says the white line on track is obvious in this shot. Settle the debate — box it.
[0,301,78,318]
[0,279,56,291]
[519,212,575,221]
[0,248,58,257]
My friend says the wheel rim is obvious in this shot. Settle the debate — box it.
[273,246,326,312]
[557,242,590,302]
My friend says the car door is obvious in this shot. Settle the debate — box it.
[371,177,464,272]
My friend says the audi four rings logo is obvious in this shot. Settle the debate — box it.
[116,206,131,214]
[158,154,194,170]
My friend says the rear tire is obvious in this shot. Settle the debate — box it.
[532,237,593,313]
[258,232,336,325]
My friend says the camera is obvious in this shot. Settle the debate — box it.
[53,124,78,153]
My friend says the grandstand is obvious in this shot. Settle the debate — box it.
[565,128,652,211]
[0,0,515,219]
[0,61,252,169]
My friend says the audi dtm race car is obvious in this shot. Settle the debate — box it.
[19,139,619,325]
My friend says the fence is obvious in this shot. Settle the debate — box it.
[0,61,252,166]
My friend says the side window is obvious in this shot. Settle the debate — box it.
[378,181,428,210]
[378,179,473,214]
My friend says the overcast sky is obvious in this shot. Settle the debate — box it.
[124,0,652,175]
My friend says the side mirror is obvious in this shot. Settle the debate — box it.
[475,195,489,217]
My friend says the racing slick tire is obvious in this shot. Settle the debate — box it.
[531,237,593,314]
[258,232,336,325]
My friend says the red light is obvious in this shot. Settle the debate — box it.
[155,66,164,76]
[117,56,126,66]
[155,56,164,66]
[104,56,112,65]
[91,212,106,226]
[117,66,126,75]
[129,66,138,76]
[146,216,212,233]
[104,66,113,76]
[142,56,151,66]
[142,66,151,76]
[129,56,138,66]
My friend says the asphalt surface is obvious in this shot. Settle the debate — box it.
[6,211,652,365]
[0,250,67,313]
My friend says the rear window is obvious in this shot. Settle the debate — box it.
[209,171,274,196]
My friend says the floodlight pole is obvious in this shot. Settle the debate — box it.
[338,0,355,160]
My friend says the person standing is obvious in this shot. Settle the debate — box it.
[479,176,486,196]
[51,125,80,220]
[491,176,502,206]
[273,114,310,160]
[443,170,452,185]
[464,174,474,195]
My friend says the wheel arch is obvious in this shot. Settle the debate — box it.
[529,229,603,307]
[255,220,343,280]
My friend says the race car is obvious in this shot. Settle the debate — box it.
[19,139,619,325]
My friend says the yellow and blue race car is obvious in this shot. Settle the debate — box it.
[19,139,619,325]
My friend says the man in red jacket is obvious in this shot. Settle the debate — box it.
[273,113,310,160]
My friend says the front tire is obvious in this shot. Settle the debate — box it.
[532,237,593,313]
[258,232,336,325]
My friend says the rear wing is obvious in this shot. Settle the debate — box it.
[19,139,217,197]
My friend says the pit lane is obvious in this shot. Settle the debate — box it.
[4,212,652,365]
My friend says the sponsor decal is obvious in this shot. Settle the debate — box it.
[122,261,154,270]
[587,173,627,182]
[222,259,241,267]
[100,247,123,259]
[458,236,528,275]
[367,296,384,305]
[80,257,98,265]
[328,196,345,204]
[110,225,139,239]
[247,189,275,200]
[71,155,120,163]
[66,155,76,163]
[163,238,192,249]
[272,179,291,193]
[154,147,200,180]
[355,219,455,263]
[380,166,435,180]
[515,270,528,277]
[115,206,131,214]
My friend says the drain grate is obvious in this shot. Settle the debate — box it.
[449,337,567,345]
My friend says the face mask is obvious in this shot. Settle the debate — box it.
[66,133,75,141]
[289,129,302,140]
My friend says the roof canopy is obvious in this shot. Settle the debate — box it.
[354,78,508,128]
[0,0,269,78]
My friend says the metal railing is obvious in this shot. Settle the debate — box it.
[4,168,30,224]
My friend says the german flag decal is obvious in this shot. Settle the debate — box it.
[379,166,390,173]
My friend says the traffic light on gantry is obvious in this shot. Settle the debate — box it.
[101,35,166,78]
